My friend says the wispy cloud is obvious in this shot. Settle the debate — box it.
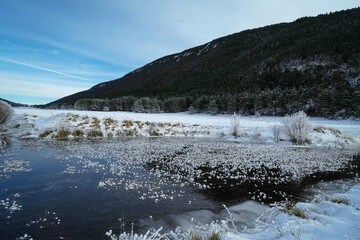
[0,58,92,82]
[0,78,86,99]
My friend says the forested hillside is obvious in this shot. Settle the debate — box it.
[0,98,27,107]
[48,8,360,118]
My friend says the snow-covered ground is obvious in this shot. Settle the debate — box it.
[1,108,360,239]
[4,108,360,149]
[108,179,360,240]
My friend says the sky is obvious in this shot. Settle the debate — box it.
[0,0,359,105]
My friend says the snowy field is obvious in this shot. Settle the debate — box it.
[5,107,360,149]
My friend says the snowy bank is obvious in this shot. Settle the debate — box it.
[4,108,359,149]
[107,179,360,240]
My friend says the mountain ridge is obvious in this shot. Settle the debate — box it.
[48,7,360,118]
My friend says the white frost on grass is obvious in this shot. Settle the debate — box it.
[5,108,360,148]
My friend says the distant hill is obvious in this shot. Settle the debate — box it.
[49,8,360,118]
[0,98,27,107]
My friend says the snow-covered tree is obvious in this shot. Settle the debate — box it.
[74,99,92,110]
[227,97,237,113]
[109,98,123,111]
[164,97,187,112]
[132,97,160,113]
[121,96,136,111]
[207,99,219,115]
[132,99,145,113]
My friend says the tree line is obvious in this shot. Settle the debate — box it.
[47,86,360,119]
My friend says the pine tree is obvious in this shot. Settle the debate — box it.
[132,99,144,113]
[207,99,219,115]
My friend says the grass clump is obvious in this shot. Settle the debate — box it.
[313,125,326,134]
[191,233,202,240]
[104,118,117,131]
[77,119,90,127]
[20,132,32,138]
[208,232,221,240]
[329,127,342,137]
[53,129,71,138]
[39,130,53,138]
[67,114,79,122]
[71,129,84,137]
[134,121,143,129]
[87,130,103,137]
[123,120,134,128]
[149,129,162,136]
[117,129,138,137]
[292,207,308,219]
[190,232,221,240]
[90,117,101,128]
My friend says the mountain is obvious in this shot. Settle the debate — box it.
[0,98,27,107]
[49,8,360,118]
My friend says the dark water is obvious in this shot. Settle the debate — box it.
[0,139,219,240]
[0,138,358,240]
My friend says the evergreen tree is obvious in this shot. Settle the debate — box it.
[132,99,145,113]
[207,99,219,115]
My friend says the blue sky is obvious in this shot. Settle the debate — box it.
[1,0,359,105]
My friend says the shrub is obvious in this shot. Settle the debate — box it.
[230,113,240,138]
[272,125,282,143]
[0,100,14,124]
[283,111,311,145]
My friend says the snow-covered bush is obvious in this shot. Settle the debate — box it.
[0,100,14,124]
[283,111,311,145]
[230,113,240,137]
[188,105,196,115]
[272,125,282,143]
